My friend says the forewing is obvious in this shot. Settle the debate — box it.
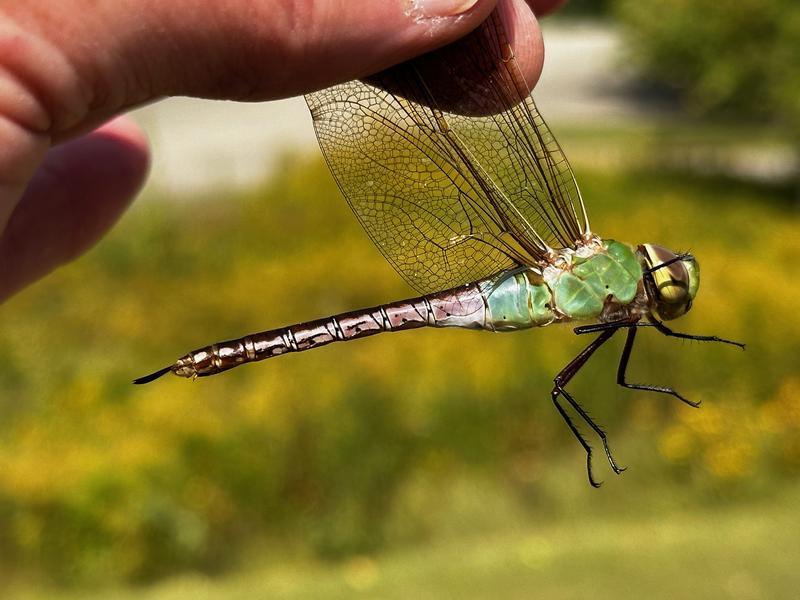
[305,12,587,294]
[440,13,588,252]
[308,81,523,294]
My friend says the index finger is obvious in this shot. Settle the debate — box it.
[368,0,546,115]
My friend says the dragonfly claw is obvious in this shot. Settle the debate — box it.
[600,438,626,475]
[586,453,603,488]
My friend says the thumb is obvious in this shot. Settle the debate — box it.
[4,0,501,139]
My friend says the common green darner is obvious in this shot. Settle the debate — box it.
[135,12,743,486]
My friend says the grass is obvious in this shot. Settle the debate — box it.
[11,484,800,600]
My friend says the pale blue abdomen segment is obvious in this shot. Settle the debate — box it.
[553,240,642,320]
[485,271,555,331]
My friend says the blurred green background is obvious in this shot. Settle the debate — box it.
[2,2,799,598]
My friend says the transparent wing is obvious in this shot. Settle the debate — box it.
[305,12,587,294]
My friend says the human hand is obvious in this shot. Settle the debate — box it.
[0,0,561,302]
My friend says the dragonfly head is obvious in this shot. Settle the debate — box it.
[639,244,700,321]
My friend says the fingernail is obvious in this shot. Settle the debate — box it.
[405,0,480,18]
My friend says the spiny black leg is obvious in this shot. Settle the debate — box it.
[617,326,700,408]
[552,328,623,486]
[551,391,601,488]
[573,318,645,336]
[574,322,623,335]
[649,317,745,349]
[557,385,626,475]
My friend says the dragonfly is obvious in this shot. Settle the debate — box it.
[135,12,743,486]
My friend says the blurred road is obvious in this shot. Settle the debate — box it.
[131,23,638,198]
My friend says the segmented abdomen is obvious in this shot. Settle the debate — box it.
[176,283,488,378]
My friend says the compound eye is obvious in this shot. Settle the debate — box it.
[641,243,696,321]
[652,261,690,305]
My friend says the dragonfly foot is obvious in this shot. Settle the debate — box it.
[622,381,700,409]
[586,451,603,488]
[599,436,626,475]
[680,394,701,409]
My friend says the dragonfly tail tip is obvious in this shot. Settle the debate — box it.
[133,366,173,385]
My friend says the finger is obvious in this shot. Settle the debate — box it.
[0,116,149,301]
[500,0,544,93]
[371,0,543,115]
[4,0,501,139]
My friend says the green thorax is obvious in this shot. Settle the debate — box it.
[483,239,643,330]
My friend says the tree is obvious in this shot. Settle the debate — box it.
[614,0,800,146]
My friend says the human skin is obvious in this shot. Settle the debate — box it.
[0,0,562,302]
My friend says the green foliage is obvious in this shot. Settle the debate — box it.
[614,0,800,141]
[16,488,800,600]
[0,155,797,584]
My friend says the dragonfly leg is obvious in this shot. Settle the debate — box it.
[649,317,745,349]
[573,318,643,336]
[616,326,699,408]
[552,328,625,486]
[551,392,601,488]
